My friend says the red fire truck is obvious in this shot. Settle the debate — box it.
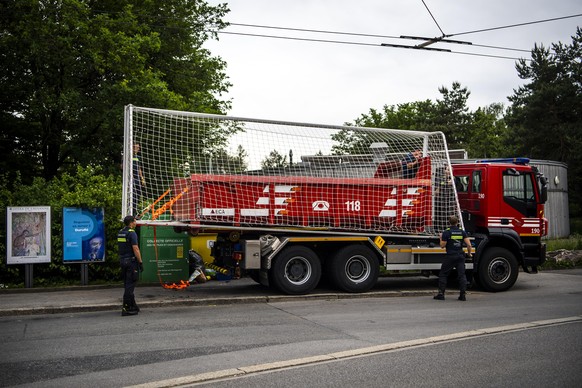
[123,106,548,295]
[169,157,548,295]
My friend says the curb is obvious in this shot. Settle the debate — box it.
[0,289,439,317]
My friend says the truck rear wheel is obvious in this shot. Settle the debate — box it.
[270,246,321,295]
[327,245,379,293]
[478,247,518,292]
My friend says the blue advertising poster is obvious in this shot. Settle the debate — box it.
[63,207,105,262]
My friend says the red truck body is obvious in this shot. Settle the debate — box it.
[172,158,433,234]
[168,157,548,295]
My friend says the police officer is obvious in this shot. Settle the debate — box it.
[434,215,472,301]
[118,215,144,316]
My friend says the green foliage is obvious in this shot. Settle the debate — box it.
[337,82,508,157]
[0,0,231,182]
[0,167,122,286]
[211,145,249,174]
[506,28,582,216]
[546,234,582,252]
[332,100,436,155]
[261,150,289,170]
[466,103,511,158]
[433,82,472,149]
[571,218,582,235]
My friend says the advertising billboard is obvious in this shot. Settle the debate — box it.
[63,207,105,263]
[7,206,52,264]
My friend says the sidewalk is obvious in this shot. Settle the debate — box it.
[0,276,438,316]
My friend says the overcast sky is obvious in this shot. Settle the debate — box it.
[205,1,581,126]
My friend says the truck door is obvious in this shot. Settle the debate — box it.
[502,169,537,218]
[454,169,485,232]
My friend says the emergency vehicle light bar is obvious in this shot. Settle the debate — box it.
[475,157,530,165]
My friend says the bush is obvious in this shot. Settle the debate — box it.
[0,167,123,287]
[570,218,582,235]
[546,234,582,251]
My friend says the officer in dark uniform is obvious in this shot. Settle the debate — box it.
[434,215,472,301]
[118,215,144,316]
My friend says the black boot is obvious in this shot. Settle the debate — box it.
[131,297,140,313]
[433,289,445,300]
[122,304,138,316]
[458,291,466,301]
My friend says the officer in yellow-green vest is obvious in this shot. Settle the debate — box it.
[118,215,144,316]
[434,215,472,301]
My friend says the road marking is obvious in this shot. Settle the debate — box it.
[127,315,582,388]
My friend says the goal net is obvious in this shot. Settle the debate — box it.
[122,105,461,236]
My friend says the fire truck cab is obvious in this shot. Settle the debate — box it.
[452,158,548,291]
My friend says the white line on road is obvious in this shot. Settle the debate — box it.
[127,315,582,388]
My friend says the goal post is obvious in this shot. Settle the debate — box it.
[122,105,461,236]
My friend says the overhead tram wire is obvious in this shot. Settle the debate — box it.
[219,31,381,48]
[218,12,582,61]
[229,22,401,40]
[223,24,531,55]
[446,13,582,37]
[218,31,526,61]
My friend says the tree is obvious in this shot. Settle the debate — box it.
[335,82,481,154]
[350,100,436,130]
[0,0,231,182]
[211,145,249,174]
[506,28,582,216]
[467,103,511,158]
[433,82,472,149]
[261,150,288,170]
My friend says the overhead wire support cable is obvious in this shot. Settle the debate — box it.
[224,17,558,54]
[229,22,400,40]
[219,31,381,47]
[403,1,470,49]
[217,31,526,60]
[447,13,582,37]
[421,0,446,37]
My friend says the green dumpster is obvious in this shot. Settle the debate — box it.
[138,226,189,283]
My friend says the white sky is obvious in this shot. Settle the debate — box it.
[205,0,581,126]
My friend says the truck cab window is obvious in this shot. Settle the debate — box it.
[472,171,482,192]
[503,171,536,216]
[454,175,469,192]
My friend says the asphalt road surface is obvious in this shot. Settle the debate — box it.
[0,269,581,387]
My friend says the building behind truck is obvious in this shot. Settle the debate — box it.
[122,106,548,295]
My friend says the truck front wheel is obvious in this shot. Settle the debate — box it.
[478,247,518,292]
[270,246,321,295]
[327,245,379,293]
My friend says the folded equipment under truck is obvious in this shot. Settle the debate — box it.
[122,106,548,295]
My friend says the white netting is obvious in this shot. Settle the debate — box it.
[122,105,461,236]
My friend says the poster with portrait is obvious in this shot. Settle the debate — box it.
[63,207,106,263]
[7,206,52,264]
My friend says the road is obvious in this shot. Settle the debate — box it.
[0,270,581,387]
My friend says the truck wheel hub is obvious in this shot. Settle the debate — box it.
[345,256,370,283]
[489,258,510,284]
[286,257,311,284]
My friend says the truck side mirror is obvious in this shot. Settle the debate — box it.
[540,179,548,203]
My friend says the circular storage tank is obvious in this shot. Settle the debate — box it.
[531,160,570,239]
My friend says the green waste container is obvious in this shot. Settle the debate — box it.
[138,226,189,283]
